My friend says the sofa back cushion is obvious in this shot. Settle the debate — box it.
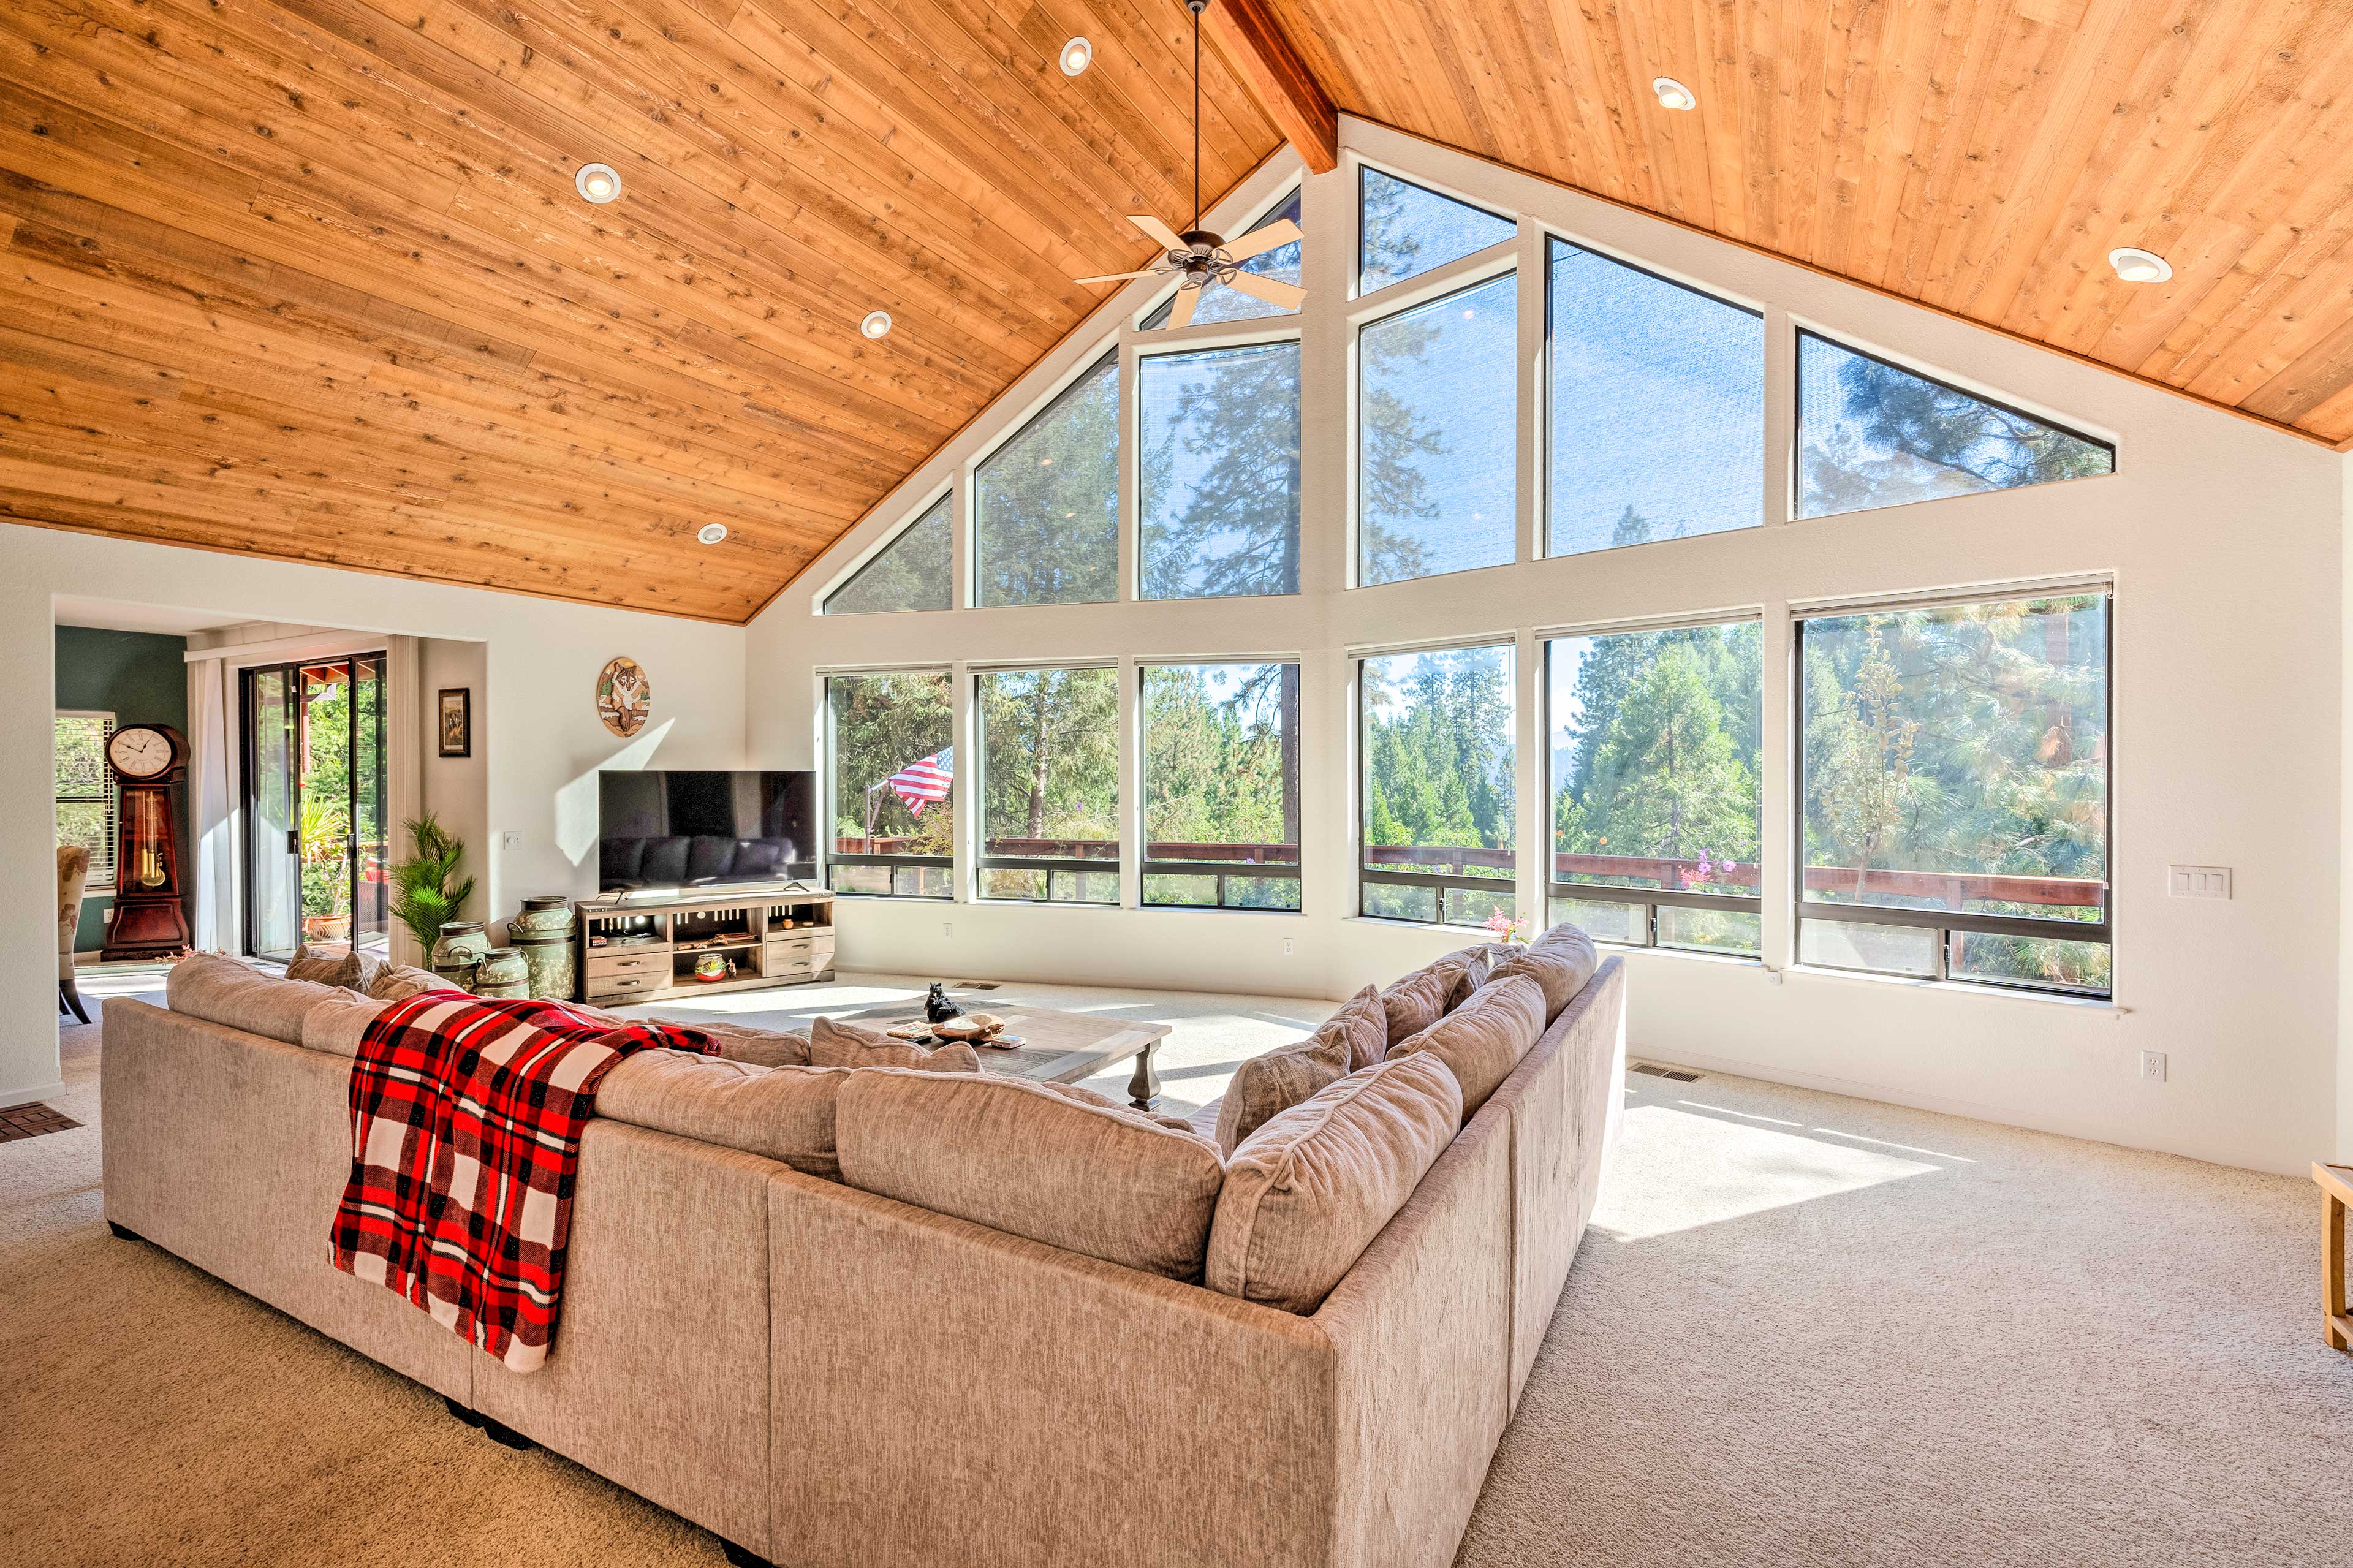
[298,992,390,1058]
[1211,991,1376,1156]
[596,1051,858,1180]
[284,941,382,993]
[806,1015,979,1074]
[1205,1051,1464,1314]
[1388,972,1547,1116]
[167,953,347,1046]
[834,1072,1226,1281]
[1485,924,1599,1022]
[366,963,449,1003]
[1377,955,1470,1049]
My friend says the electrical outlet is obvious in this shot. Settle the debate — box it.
[1283,937,1295,956]
[499,830,523,852]
[941,921,953,939]
[2168,865,2231,900]
[2139,1050,2166,1083]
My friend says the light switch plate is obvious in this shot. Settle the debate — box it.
[500,830,523,852]
[2167,865,2231,900]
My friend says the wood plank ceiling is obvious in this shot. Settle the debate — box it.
[0,0,1279,620]
[7,1,2353,622]
[1271,0,2353,447]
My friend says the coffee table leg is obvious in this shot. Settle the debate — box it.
[1128,1041,1162,1112]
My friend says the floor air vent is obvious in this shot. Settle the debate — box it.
[1631,1063,1702,1083]
[953,981,1001,990]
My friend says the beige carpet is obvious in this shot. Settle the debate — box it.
[4,973,2349,1566]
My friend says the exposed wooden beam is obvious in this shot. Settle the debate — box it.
[1202,0,1337,175]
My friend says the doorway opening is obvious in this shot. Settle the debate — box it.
[241,654,388,962]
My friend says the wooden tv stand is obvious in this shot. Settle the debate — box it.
[578,887,836,1007]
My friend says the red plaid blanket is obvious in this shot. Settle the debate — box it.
[330,991,716,1372]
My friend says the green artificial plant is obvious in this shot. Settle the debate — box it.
[388,814,474,956]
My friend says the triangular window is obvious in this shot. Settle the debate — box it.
[822,494,951,615]
[1360,167,1514,294]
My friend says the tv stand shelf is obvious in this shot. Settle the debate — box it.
[578,887,835,1007]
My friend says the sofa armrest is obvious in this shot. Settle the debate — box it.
[767,1172,1337,1568]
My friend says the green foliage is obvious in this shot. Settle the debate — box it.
[1361,649,1515,877]
[828,672,953,853]
[1140,346,1302,599]
[825,499,952,615]
[1141,665,1295,847]
[388,814,472,956]
[979,668,1118,844]
[974,357,1120,606]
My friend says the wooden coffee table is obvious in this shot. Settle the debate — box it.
[843,999,1169,1110]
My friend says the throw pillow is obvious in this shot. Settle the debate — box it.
[807,1015,981,1074]
[1212,1006,1364,1157]
[367,963,451,1002]
[1388,972,1546,1116]
[1323,983,1390,1072]
[1485,924,1599,1021]
[1378,961,1457,1047]
[285,941,372,992]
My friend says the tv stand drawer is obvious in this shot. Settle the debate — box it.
[587,951,669,980]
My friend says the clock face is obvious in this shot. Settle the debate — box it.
[108,725,175,780]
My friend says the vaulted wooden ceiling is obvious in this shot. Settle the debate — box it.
[0,0,1280,621]
[5,1,2352,624]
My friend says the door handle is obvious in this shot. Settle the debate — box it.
[287,828,300,856]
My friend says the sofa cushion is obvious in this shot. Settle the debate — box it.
[1031,1078,1199,1135]
[1377,952,1473,1048]
[1322,983,1391,1073]
[366,963,449,1003]
[1211,1003,1362,1157]
[1205,1051,1464,1314]
[1389,972,1546,1116]
[834,1072,1225,1281]
[596,1051,857,1179]
[298,991,390,1058]
[806,1015,979,1074]
[167,953,347,1046]
[1485,924,1599,1022]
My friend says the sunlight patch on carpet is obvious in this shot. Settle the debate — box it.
[1594,1103,1939,1240]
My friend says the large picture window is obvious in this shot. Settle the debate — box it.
[825,672,953,898]
[1360,644,1516,926]
[1140,343,1301,600]
[55,710,114,888]
[1359,273,1518,587]
[1797,331,2115,519]
[976,667,1119,903]
[823,496,951,615]
[1797,593,2110,995]
[1546,623,1762,953]
[1142,662,1300,910]
[974,352,1118,607]
[1547,241,1762,558]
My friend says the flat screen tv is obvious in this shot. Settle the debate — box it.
[597,770,818,892]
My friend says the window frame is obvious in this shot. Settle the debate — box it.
[1789,589,2115,998]
[55,708,116,891]
[1790,328,2118,523]
[970,348,1122,610]
[1540,621,1764,953]
[1354,642,1520,928]
[971,662,1121,906]
[1355,162,1517,300]
[1137,660,1304,912]
[821,670,955,901]
[820,491,953,616]
[1541,236,1765,562]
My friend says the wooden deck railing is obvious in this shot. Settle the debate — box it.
[835,838,2103,909]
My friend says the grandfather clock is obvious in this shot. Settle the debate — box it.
[100,722,192,961]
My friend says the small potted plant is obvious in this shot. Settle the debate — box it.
[1482,911,1534,947]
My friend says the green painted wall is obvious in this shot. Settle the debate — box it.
[56,626,191,952]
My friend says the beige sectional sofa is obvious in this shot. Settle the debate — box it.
[101,931,1626,1568]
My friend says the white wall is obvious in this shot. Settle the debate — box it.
[746,118,2349,1176]
[6,528,745,1107]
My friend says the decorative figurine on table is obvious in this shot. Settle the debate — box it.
[923,982,963,1024]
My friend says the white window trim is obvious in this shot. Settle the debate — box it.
[56,708,116,893]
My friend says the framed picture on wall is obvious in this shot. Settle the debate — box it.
[438,688,471,759]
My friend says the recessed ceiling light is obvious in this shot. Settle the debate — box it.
[697,523,728,545]
[1651,77,1697,112]
[860,309,892,339]
[2107,246,2172,284]
[575,162,622,203]
[1059,36,1092,75]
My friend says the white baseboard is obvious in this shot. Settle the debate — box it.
[0,1080,69,1111]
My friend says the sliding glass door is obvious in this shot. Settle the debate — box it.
[242,654,387,962]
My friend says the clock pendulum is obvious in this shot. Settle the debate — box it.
[100,722,192,961]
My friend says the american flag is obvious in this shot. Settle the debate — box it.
[882,746,953,815]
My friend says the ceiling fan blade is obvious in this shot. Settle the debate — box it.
[1220,219,1302,263]
[1072,270,1168,284]
[1129,214,1187,252]
[1222,271,1306,310]
[1164,285,1202,330]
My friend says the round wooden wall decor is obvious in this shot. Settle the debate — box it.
[596,656,651,738]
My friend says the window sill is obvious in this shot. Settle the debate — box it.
[1781,963,2116,1012]
[1140,902,1305,918]
[1594,941,1762,970]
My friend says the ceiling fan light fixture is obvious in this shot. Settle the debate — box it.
[1651,77,1697,112]
[1059,36,1092,75]
[2107,246,2172,284]
[860,309,892,339]
[575,162,622,203]
[697,523,729,545]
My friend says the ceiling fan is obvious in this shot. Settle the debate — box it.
[1072,0,1306,328]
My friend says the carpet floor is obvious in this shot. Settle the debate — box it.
[4,973,2349,1566]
